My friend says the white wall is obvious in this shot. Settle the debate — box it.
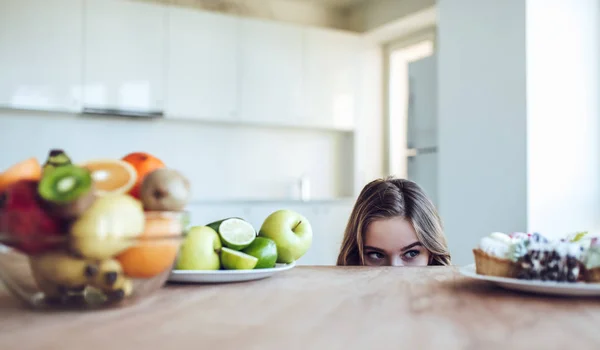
[438,0,600,265]
[526,0,600,237]
[437,0,528,265]
[0,110,353,202]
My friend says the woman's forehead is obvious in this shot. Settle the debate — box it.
[364,217,419,249]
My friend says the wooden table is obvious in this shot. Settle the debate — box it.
[1,266,600,350]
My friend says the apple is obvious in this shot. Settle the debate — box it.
[258,209,312,263]
[176,226,221,270]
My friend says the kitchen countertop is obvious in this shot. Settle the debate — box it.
[1,266,600,350]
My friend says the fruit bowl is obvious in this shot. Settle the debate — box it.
[0,211,186,310]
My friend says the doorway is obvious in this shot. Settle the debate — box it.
[385,29,437,206]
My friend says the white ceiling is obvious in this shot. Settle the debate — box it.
[287,0,367,10]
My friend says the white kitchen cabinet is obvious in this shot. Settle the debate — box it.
[83,0,166,113]
[0,0,83,112]
[166,7,238,121]
[303,28,362,131]
[239,18,303,126]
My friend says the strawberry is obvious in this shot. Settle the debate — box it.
[0,180,64,255]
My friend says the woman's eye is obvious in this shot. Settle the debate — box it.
[404,250,420,259]
[367,252,385,260]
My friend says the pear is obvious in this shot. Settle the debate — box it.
[70,194,145,260]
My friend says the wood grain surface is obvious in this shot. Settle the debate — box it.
[1,266,600,350]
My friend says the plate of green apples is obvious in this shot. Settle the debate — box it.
[168,211,311,284]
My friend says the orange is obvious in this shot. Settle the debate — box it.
[0,158,42,192]
[122,152,165,199]
[80,159,137,195]
[116,214,182,278]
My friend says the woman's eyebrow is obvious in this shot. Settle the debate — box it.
[401,242,422,252]
[364,246,384,252]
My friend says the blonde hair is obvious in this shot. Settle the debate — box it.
[337,177,451,266]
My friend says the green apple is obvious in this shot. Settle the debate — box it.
[176,226,221,270]
[258,209,312,263]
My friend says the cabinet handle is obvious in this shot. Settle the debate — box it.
[82,107,164,119]
[406,146,438,158]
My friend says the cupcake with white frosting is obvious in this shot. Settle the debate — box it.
[473,232,524,278]
[583,238,600,283]
[516,236,584,283]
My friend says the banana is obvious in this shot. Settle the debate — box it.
[105,278,133,301]
[30,253,135,302]
[90,259,134,300]
[42,149,72,175]
[29,255,91,303]
[91,259,123,289]
[30,266,67,301]
[29,252,99,288]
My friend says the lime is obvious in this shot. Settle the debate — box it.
[242,237,278,269]
[220,247,258,270]
[209,218,256,250]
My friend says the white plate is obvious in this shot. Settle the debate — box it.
[167,262,296,284]
[459,264,600,297]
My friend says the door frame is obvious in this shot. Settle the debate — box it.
[383,26,437,178]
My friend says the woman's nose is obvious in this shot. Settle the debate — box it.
[390,256,404,267]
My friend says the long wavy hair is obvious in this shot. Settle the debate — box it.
[337,177,451,266]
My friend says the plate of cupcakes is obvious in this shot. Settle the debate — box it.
[460,232,600,296]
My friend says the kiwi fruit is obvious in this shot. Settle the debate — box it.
[140,168,191,211]
[42,149,72,175]
[38,165,96,219]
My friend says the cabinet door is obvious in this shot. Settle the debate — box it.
[304,28,361,130]
[83,0,166,113]
[0,0,83,112]
[166,7,238,121]
[239,18,303,126]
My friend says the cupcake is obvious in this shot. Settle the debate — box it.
[473,232,523,278]
[515,237,585,283]
[583,238,600,283]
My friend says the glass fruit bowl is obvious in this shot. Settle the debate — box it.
[0,211,186,310]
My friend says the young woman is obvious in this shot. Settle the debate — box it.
[337,177,451,267]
